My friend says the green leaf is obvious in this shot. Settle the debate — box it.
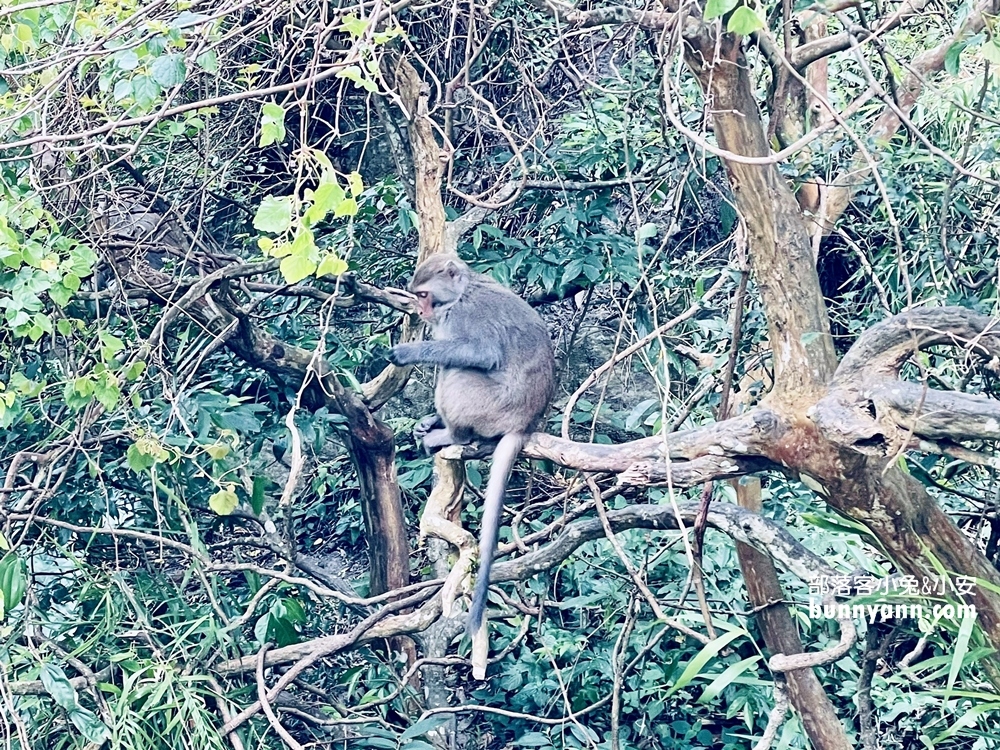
[251,475,266,515]
[65,379,93,410]
[253,196,293,234]
[945,41,967,76]
[373,26,404,44]
[68,707,110,745]
[357,737,397,749]
[40,664,78,710]
[209,487,239,515]
[667,628,746,696]
[726,6,764,35]
[0,554,26,611]
[945,603,977,700]
[697,655,761,703]
[68,244,97,276]
[334,197,358,218]
[254,612,271,644]
[347,171,364,197]
[401,715,452,742]
[515,733,552,747]
[15,23,34,45]
[94,374,120,410]
[704,0,739,20]
[337,65,378,92]
[280,254,317,284]
[636,222,658,240]
[10,373,36,395]
[99,331,124,360]
[204,443,229,460]
[981,40,1000,65]
[112,79,133,102]
[48,282,72,307]
[126,442,155,472]
[930,700,1000,744]
[124,360,146,381]
[289,226,316,257]
[132,75,160,107]
[171,9,209,28]
[34,311,53,333]
[340,14,368,37]
[259,102,286,147]
[267,241,291,258]
[304,182,346,226]
[276,597,306,622]
[115,49,139,71]
[317,254,348,278]
[196,49,219,73]
[150,54,186,87]
[0,246,22,270]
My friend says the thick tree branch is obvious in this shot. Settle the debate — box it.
[790,0,932,69]
[812,307,1000,452]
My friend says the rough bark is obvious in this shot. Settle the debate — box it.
[382,48,463,704]
[735,478,852,750]
[674,5,1000,726]
[683,34,838,400]
[387,56,447,263]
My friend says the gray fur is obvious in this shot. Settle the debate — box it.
[389,255,555,637]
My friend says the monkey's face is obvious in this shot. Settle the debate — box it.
[412,287,436,321]
[409,262,468,323]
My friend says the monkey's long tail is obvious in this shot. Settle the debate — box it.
[466,432,527,639]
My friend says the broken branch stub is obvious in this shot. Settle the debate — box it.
[811,306,1000,454]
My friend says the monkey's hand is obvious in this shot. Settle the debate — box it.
[387,342,421,366]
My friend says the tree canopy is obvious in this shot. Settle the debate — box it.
[2,1,1000,749]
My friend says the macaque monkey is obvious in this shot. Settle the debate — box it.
[389,254,555,635]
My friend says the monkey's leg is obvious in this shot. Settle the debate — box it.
[414,415,454,455]
[414,414,444,440]
[421,427,458,455]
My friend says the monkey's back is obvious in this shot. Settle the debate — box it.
[434,277,554,440]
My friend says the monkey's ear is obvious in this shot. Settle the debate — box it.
[445,260,459,278]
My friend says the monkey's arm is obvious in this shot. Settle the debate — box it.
[388,340,502,371]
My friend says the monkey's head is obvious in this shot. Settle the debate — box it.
[409,254,470,323]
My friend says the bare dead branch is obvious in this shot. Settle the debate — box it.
[211,499,843,675]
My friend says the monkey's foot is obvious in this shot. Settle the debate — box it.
[414,413,444,440]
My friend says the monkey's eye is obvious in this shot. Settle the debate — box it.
[415,291,429,300]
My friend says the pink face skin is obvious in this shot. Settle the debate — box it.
[414,290,434,321]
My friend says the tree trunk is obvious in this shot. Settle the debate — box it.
[682,34,837,400]
[735,478,852,750]
[682,17,1000,680]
